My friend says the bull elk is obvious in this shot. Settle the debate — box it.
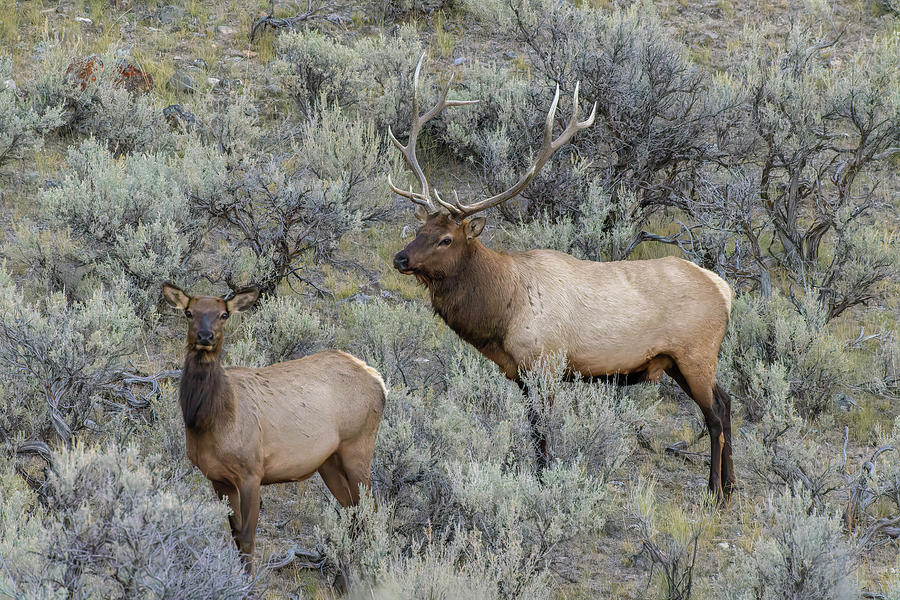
[388,56,735,499]
[161,283,387,570]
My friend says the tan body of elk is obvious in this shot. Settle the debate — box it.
[162,283,386,571]
[388,55,735,499]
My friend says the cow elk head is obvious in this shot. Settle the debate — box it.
[162,283,259,357]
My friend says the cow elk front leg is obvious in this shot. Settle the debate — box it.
[236,479,262,573]
[212,480,242,546]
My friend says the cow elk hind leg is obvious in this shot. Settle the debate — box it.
[318,453,355,507]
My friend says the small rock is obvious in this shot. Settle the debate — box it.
[208,77,221,87]
[75,16,93,24]
[347,293,373,304]
[155,5,185,24]
[163,104,197,132]
[834,393,857,410]
[191,57,209,70]
[717,542,729,549]
[452,57,467,66]
[167,69,196,93]
[502,50,517,60]
[3,79,16,91]
[216,25,236,35]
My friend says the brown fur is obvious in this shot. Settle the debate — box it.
[162,283,387,571]
[394,216,736,499]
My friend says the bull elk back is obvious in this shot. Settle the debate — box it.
[388,55,735,499]
[162,283,386,571]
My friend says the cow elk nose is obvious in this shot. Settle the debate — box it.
[197,331,214,345]
[393,252,408,271]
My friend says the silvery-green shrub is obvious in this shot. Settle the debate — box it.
[719,292,848,419]
[78,75,173,156]
[341,298,463,390]
[721,485,859,600]
[0,267,140,444]
[227,293,332,367]
[0,444,255,599]
[274,26,422,130]
[739,359,839,504]
[0,56,65,169]
[36,138,204,313]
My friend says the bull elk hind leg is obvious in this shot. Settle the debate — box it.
[665,360,734,500]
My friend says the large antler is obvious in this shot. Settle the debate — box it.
[387,53,478,214]
[439,82,596,219]
[389,56,597,220]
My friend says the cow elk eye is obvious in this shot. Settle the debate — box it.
[184,309,193,319]
[438,237,452,247]
[220,312,229,320]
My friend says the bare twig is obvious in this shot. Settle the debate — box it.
[250,0,336,41]
[266,546,326,570]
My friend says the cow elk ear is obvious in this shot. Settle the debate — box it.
[225,288,260,313]
[161,283,190,310]
[465,217,486,240]
[414,205,429,223]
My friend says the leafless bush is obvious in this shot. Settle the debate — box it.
[193,104,388,294]
[691,25,900,317]
[0,267,140,445]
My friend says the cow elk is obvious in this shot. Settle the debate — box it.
[388,56,736,499]
[161,283,387,571]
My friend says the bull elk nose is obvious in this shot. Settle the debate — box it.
[393,252,409,271]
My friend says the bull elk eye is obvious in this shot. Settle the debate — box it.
[220,312,229,320]
[438,237,452,247]
[184,309,193,319]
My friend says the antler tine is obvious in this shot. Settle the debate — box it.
[387,53,478,214]
[387,174,434,209]
[449,82,596,220]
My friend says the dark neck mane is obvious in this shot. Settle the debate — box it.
[179,350,234,431]
[426,242,517,350]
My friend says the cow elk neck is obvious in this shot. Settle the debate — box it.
[162,285,259,431]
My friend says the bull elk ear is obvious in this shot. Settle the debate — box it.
[161,282,190,310]
[225,288,260,313]
[464,216,486,240]
[414,205,429,223]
